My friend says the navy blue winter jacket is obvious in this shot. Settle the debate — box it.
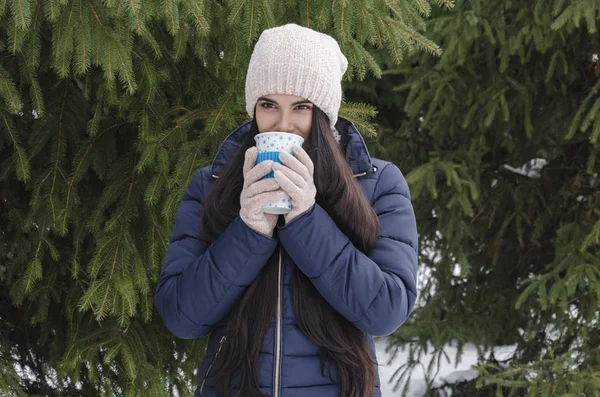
[155,117,419,396]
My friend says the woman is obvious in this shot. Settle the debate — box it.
[155,24,418,397]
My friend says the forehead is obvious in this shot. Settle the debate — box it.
[261,94,310,104]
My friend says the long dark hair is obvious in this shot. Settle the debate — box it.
[202,106,380,396]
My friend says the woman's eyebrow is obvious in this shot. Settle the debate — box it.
[257,97,312,106]
[292,100,312,105]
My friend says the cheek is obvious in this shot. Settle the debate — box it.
[255,111,272,131]
[301,114,312,133]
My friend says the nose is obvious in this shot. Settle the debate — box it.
[276,112,294,132]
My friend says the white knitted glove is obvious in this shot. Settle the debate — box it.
[239,147,285,237]
[272,145,316,224]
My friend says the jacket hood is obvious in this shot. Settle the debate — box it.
[210,117,373,177]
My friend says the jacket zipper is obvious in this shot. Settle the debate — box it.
[200,335,226,393]
[273,247,283,397]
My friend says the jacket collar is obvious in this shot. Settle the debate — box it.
[210,117,373,177]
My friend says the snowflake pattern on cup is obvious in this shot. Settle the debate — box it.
[255,132,304,153]
[262,195,292,213]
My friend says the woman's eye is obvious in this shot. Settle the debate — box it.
[296,105,311,110]
[260,102,275,109]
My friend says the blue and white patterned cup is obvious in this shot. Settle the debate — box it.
[254,132,305,214]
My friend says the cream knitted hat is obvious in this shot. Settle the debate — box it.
[245,24,348,141]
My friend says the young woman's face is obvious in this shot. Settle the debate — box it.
[255,94,313,141]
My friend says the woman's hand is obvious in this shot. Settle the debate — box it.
[272,145,316,224]
[239,147,285,237]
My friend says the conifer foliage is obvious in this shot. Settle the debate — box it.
[361,0,600,395]
[0,1,449,395]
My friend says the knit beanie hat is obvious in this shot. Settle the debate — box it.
[245,24,348,141]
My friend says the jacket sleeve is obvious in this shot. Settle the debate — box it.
[154,169,279,339]
[277,163,418,337]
